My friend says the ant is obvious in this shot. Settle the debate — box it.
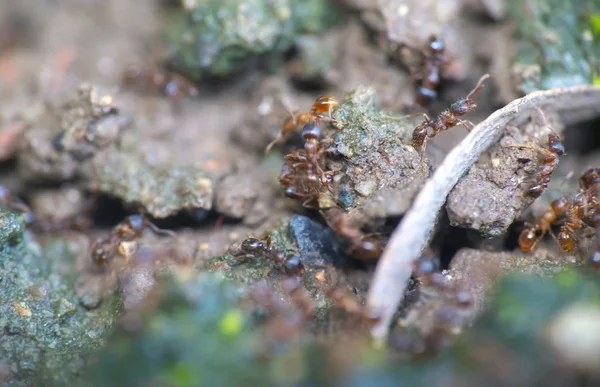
[90,214,175,266]
[412,36,449,107]
[556,169,600,253]
[518,196,570,252]
[506,109,565,198]
[519,169,599,254]
[0,185,34,223]
[234,237,304,276]
[264,95,339,154]
[411,74,489,156]
[323,208,382,260]
[122,64,199,99]
[323,267,381,326]
[278,121,338,209]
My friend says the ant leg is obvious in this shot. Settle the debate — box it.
[458,120,475,132]
[147,222,176,238]
[418,137,429,164]
[264,135,283,155]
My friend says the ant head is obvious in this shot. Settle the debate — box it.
[550,196,570,214]
[450,98,477,115]
[580,168,600,189]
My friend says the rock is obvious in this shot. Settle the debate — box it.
[447,110,565,236]
[18,84,128,182]
[329,86,430,215]
[164,0,338,80]
[449,247,576,313]
[0,209,121,386]
[89,151,213,218]
[288,215,345,268]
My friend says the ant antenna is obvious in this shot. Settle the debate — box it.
[466,74,490,99]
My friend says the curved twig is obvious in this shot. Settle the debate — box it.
[367,85,600,342]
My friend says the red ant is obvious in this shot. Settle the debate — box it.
[410,74,489,156]
[90,214,175,266]
[234,237,304,276]
[518,196,570,252]
[323,208,382,260]
[264,95,338,154]
[506,109,565,198]
[122,64,199,99]
[556,169,599,253]
[519,169,599,254]
[279,120,338,209]
[412,36,449,106]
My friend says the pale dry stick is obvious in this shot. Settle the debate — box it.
[367,84,600,343]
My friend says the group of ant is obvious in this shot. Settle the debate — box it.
[518,168,600,262]
[236,237,381,338]
[269,95,340,210]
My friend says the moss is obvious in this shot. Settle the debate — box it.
[508,0,600,93]
[0,209,121,387]
[82,274,271,387]
[164,0,339,80]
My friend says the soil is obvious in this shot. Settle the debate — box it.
[1,0,600,386]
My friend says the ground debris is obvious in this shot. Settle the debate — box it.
[214,170,276,226]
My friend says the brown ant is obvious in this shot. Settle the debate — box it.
[90,214,175,266]
[264,95,339,154]
[412,36,448,106]
[411,74,489,155]
[234,237,304,276]
[122,64,199,99]
[323,208,382,260]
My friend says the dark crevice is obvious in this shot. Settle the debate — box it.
[562,117,600,156]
